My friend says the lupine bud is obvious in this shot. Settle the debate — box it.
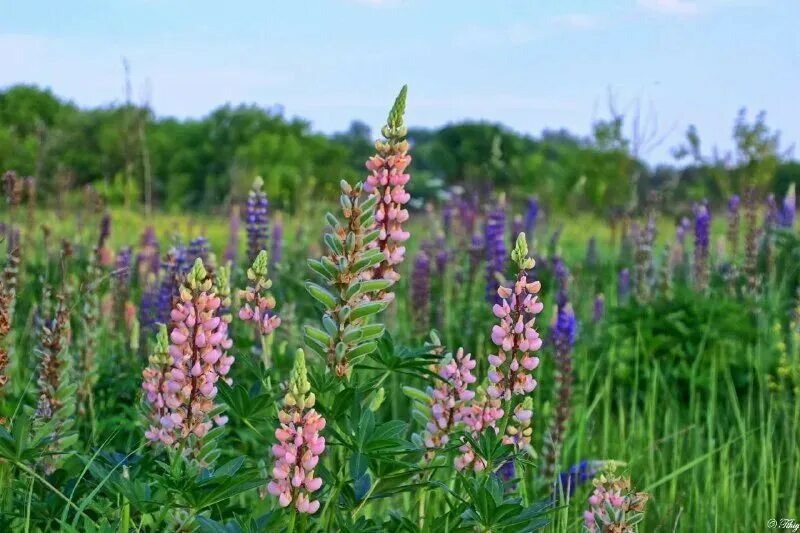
[584,469,650,532]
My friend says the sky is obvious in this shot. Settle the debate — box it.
[1,0,798,163]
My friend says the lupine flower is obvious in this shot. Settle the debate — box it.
[727,195,741,260]
[618,268,630,302]
[0,244,19,399]
[411,250,431,334]
[364,86,412,285]
[468,234,484,279]
[765,193,779,230]
[143,259,234,447]
[487,234,543,451]
[187,236,211,269]
[592,294,605,323]
[239,250,281,337]
[454,390,505,472]
[142,325,171,440]
[543,303,577,478]
[484,205,507,302]
[554,460,602,499]
[584,470,650,532]
[694,202,711,292]
[487,235,543,403]
[156,249,182,325]
[114,246,133,329]
[246,176,270,265]
[136,226,160,280]
[744,188,759,293]
[459,194,479,241]
[34,280,74,474]
[266,349,326,514]
[305,180,393,378]
[442,202,454,235]
[434,234,448,274]
[139,273,160,337]
[779,184,796,229]
[524,196,539,236]
[271,217,283,270]
[552,256,569,309]
[421,348,476,456]
[634,211,656,302]
[224,204,240,265]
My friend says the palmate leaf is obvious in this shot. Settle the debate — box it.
[357,332,441,383]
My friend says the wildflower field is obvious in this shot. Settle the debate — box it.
[0,87,799,533]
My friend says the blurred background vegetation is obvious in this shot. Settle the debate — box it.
[3,84,798,216]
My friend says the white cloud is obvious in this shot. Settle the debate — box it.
[638,0,701,16]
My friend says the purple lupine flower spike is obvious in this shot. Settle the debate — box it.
[765,194,779,230]
[592,294,605,323]
[270,217,283,270]
[524,196,539,236]
[727,195,741,260]
[694,202,711,291]
[187,236,210,267]
[246,176,269,265]
[779,184,796,229]
[484,205,507,302]
[411,250,431,334]
[618,268,630,302]
[224,204,240,265]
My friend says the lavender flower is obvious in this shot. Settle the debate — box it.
[411,250,431,334]
[246,176,270,265]
[484,205,507,302]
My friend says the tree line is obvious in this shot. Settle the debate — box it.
[1,84,797,215]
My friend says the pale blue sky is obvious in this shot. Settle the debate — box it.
[1,0,798,163]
